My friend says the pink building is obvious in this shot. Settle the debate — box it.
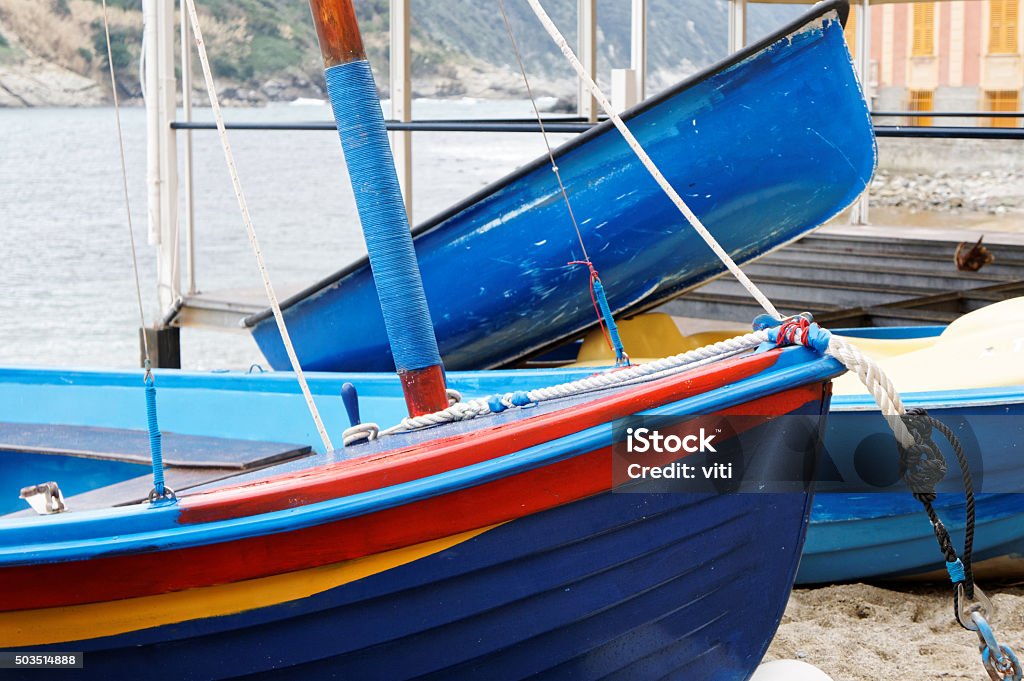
[844,0,1021,125]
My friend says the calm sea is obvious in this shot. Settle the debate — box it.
[0,99,573,370]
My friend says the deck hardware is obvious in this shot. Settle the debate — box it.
[19,482,67,515]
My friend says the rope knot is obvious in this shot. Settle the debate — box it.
[898,409,948,496]
[769,316,831,354]
[509,391,533,407]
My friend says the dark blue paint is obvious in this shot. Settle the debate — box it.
[7,409,826,680]
[252,6,874,372]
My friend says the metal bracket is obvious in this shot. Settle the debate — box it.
[19,481,67,515]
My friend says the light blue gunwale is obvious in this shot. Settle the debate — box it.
[0,347,840,567]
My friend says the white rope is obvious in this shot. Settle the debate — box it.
[826,335,914,448]
[342,422,379,447]
[183,0,334,452]
[524,0,780,321]
[100,0,151,370]
[380,330,769,435]
[371,324,915,457]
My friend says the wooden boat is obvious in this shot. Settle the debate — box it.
[0,1,853,677]
[559,298,1024,583]
[0,345,840,679]
[246,0,874,372]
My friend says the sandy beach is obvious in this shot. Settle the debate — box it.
[767,582,1024,680]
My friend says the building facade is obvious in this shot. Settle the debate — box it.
[844,0,1021,125]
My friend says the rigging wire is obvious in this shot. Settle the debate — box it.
[524,0,781,321]
[182,0,334,452]
[497,0,627,364]
[101,0,151,368]
[497,0,588,261]
[101,0,171,499]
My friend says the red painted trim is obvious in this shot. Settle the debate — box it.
[0,382,826,612]
[398,364,450,416]
[179,352,778,524]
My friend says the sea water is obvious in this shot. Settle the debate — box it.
[0,99,572,370]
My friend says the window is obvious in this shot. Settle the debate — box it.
[844,6,857,58]
[989,0,1019,54]
[908,90,934,126]
[986,90,1020,128]
[912,3,936,56]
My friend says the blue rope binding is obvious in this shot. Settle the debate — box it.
[324,60,442,373]
[946,558,966,584]
[144,368,173,501]
[591,278,628,366]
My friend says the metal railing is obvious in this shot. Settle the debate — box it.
[171,115,1024,139]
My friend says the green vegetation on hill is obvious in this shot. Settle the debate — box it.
[0,0,804,103]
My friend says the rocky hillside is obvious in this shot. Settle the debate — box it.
[0,0,802,106]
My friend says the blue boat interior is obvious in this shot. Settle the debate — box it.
[0,365,577,517]
[0,345,838,521]
[0,422,311,514]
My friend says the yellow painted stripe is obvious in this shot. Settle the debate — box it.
[0,525,496,648]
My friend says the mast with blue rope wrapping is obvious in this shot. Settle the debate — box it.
[308,0,448,417]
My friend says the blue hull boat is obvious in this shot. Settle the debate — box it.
[0,345,839,679]
[247,0,873,372]
[798,305,1024,583]
[524,297,1024,583]
[581,300,1024,583]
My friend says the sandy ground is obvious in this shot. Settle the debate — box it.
[766,582,1024,680]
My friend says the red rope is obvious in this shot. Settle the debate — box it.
[775,317,810,347]
[568,260,615,353]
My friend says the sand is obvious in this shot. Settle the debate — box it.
[766,582,1024,680]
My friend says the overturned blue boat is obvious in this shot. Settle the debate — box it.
[247,0,874,372]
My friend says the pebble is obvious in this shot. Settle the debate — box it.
[869,168,1024,215]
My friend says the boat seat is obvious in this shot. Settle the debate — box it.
[0,422,310,469]
[1,423,312,514]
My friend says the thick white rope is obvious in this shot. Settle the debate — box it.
[376,330,769,436]
[827,335,913,448]
[363,325,914,454]
[524,0,780,321]
[183,0,333,452]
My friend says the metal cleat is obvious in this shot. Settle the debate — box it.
[19,481,67,515]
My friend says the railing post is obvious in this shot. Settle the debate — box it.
[728,0,747,53]
[850,0,871,226]
[630,0,647,101]
[180,0,196,295]
[577,0,597,122]
[390,0,413,221]
[143,0,180,367]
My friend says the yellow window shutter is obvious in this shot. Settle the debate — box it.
[913,3,936,56]
[1007,0,1018,52]
[990,0,1020,53]
[909,90,934,126]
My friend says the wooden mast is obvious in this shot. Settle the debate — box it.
[308,0,449,417]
